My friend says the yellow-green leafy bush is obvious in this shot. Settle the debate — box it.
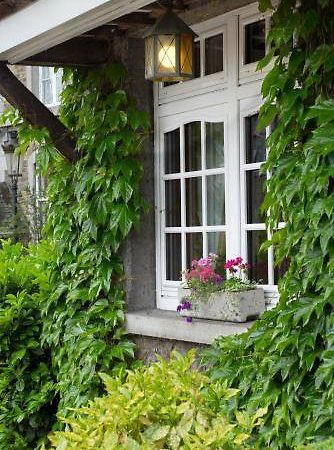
[49,351,267,449]
[298,438,334,449]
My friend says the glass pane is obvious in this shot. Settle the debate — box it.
[206,122,224,169]
[165,180,181,227]
[207,174,225,225]
[41,66,51,80]
[205,33,224,75]
[145,36,154,78]
[247,230,268,283]
[180,34,193,75]
[245,114,266,163]
[208,232,226,258]
[246,170,266,223]
[186,177,202,226]
[166,234,182,281]
[185,122,201,172]
[42,80,53,105]
[55,69,63,102]
[157,35,176,74]
[245,20,266,65]
[165,129,180,174]
[186,233,203,267]
[194,40,200,78]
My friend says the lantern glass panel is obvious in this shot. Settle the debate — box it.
[180,34,193,75]
[145,36,154,79]
[156,35,177,74]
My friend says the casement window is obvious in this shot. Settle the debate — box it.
[155,3,279,311]
[39,67,63,107]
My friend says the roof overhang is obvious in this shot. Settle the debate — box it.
[0,0,153,64]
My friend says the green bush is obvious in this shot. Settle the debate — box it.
[298,438,334,449]
[49,351,267,449]
[0,240,56,450]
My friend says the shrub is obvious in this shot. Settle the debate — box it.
[49,351,267,449]
[0,240,56,450]
[298,438,334,449]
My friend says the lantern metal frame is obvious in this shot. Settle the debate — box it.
[144,8,197,82]
[1,128,21,218]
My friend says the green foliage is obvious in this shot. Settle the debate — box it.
[299,438,334,449]
[203,0,334,448]
[0,240,56,450]
[49,351,267,449]
[39,64,150,417]
[0,63,150,441]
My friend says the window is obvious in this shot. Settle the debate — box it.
[163,119,226,285]
[39,67,63,106]
[244,20,266,65]
[156,5,278,310]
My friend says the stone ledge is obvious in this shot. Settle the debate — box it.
[125,309,253,345]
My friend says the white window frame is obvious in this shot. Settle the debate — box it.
[155,3,277,311]
[38,66,62,107]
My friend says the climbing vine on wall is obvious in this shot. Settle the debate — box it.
[204,0,334,448]
[2,63,150,420]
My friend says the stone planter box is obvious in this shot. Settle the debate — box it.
[178,287,265,323]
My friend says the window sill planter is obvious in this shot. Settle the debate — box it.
[178,287,265,323]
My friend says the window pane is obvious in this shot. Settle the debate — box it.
[165,180,181,227]
[205,33,224,75]
[245,114,266,163]
[207,174,225,225]
[42,80,53,104]
[165,129,180,174]
[194,40,200,78]
[207,232,226,259]
[246,170,266,223]
[206,122,224,169]
[41,67,51,80]
[55,69,63,102]
[186,233,203,267]
[166,234,182,281]
[247,230,268,283]
[185,122,201,172]
[245,20,266,65]
[186,177,202,226]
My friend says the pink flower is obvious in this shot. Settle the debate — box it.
[197,257,212,268]
[199,266,215,283]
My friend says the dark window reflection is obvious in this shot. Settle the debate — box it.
[165,180,181,227]
[166,234,182,281]
[194,40,201,78]
[274,256,290,284]
[186,233,203,267]
[246,170,266,223]
[205,33,224,75]
[247,230,268,283]
[245,20,266,64]
[165,128,180,174]
[185,122,201,172]
[245,114,266,163]
[186,177,202,226]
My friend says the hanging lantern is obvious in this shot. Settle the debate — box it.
[144,8,197,82]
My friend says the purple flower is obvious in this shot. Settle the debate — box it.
[215,274,223,284]
[181,301,192,311]
[176,305,182,312]
[186,316,193,323]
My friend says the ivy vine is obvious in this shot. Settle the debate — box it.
[204,0,334,448]
[1,63,150,421]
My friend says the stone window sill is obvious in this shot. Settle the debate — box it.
[125,309,253,345]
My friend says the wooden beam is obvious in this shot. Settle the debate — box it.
[19,37,113,67]
[0,63,77,163]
